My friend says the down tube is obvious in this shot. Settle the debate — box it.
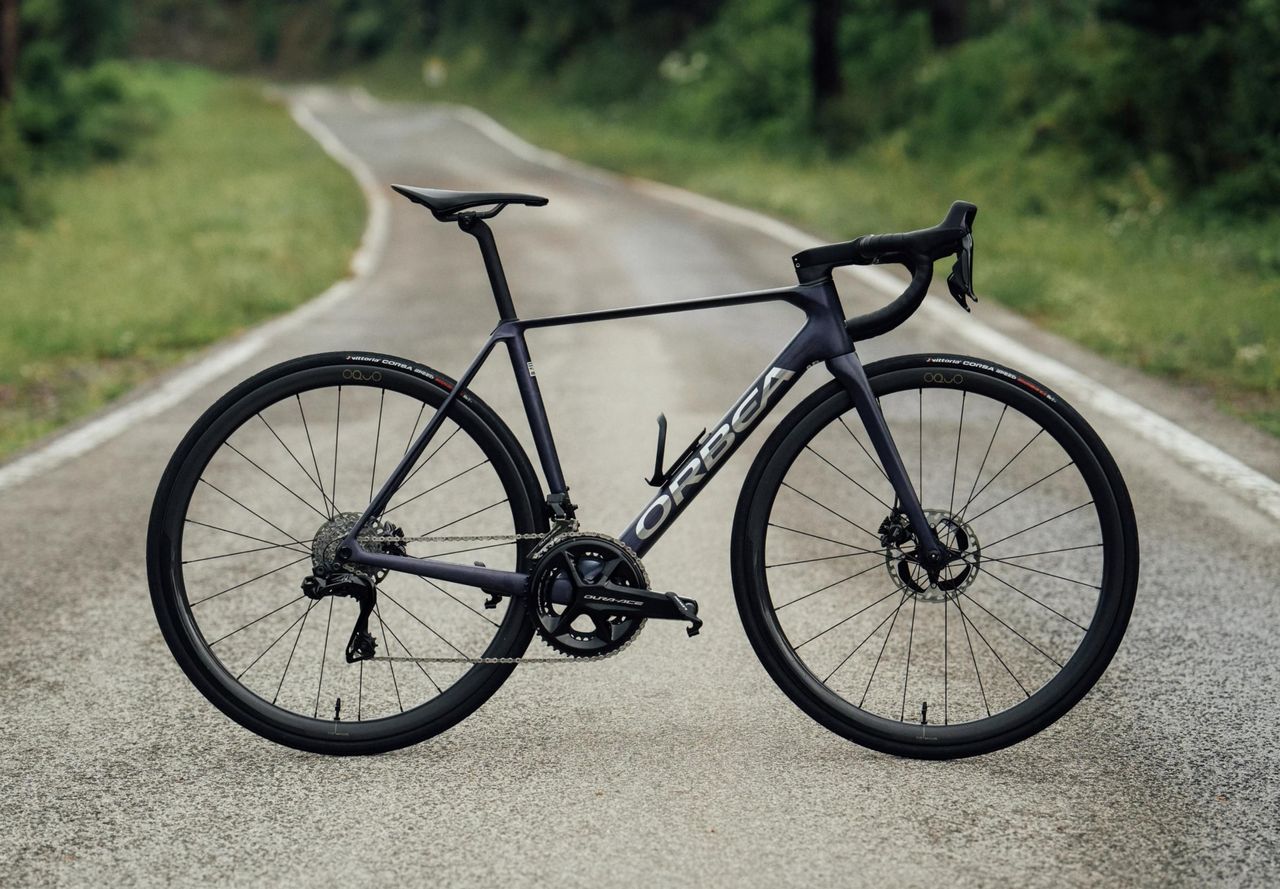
[620,360,805,556]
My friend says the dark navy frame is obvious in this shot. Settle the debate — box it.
[340,217,943,597]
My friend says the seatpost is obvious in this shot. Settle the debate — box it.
[458,216,517,321]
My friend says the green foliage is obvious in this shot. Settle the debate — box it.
[0,0,162,223]
[662,0,810,141]
[0,62,364,457]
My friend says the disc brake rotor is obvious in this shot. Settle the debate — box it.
[884,509,981,602]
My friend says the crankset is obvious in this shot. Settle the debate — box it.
[529,533,701,658]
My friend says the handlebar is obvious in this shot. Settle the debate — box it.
[790,200,977,342]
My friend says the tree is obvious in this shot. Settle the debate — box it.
[929,0,966,47]
[811,0,842,109]
[0,0,17,103]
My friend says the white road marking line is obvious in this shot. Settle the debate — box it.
[0,93,389,493]
[434,100,1280,523]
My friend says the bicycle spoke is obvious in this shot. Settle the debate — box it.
[838,415,891,483]
[384,459,491,516]
[959,428,1044,518]
[184,519,310,555]
[899,594,918,722]
[961,404,1006,519]
[966,460,1074,524]
[237,598,317,682]
[767,549,880,569]
[271,599,318,702]
[190,554,311,607]
[183,541,311,565]
[369,388,385,503]
[982,568,1090,631]
[399,424,462,489]
[982,501,1095,550]
[980,555,1100,590]
[957,595,990,717]
[960,593,1064,669]
[331,386,342,508]
[949,392,966,513]
[858,592,910,707]
[822,592,906,684]
[776,560,883,611]
[943,595,950,725]
[312,597,334,718]
[918,388,924,504]
[379,588,472,659]
[780,483,881,541]
[372,602,404,713]
[197,479,310,548]
[209,595,305,646]
[768,522,866,551]
[423,499,509,536]
[794,587,899,646]
[996,542,1103,560]
[375,611,443,694]
[225,443,328,520]
[402,401,427,457]
[954,597,1030,698]
[420,540,515,560]
[296,394,333,518]
[415,576,501,627]
[805,445,891,510]
[258,413,330,512]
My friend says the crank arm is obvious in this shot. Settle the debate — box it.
[580,582,703,637]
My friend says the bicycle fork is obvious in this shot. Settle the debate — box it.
[827,351,945,566]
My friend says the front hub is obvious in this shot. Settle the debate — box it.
[882,508,981,603]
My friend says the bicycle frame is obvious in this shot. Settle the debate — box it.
[341,218,943,595]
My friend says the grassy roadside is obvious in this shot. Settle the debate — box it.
[0,62,364,458]
[354,55,1280,438]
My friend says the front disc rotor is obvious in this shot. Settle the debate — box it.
[884,509,982,602]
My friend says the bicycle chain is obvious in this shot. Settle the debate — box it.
[361,522,638,664]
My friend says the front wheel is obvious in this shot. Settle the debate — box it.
[732,355,1139,759]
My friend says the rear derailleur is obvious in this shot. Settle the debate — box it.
[301,572,379,663]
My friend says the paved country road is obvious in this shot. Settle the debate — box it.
[3,88,1277,888]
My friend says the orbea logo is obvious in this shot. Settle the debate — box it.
[634,366,794,540]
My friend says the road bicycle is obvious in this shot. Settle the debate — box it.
[147,186,1139,758]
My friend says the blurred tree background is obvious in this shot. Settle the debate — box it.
[1,0,1278,438]
[6,0,1280,220]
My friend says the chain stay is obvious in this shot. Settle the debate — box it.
[363,521,624,664]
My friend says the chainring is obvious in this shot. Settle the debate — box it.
[529,533,647,658]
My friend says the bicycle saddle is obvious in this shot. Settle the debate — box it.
[391,184,548,221]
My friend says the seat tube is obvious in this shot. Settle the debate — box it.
[827,351,943,562]
[506,330,569,495]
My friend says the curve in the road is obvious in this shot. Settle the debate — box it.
[1,85,1276,530]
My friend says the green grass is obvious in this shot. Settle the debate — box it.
[354,54,1280,436]
[0,62,364,457]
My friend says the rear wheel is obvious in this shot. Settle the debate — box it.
[148,353,544,754]
[732,355,1138,758]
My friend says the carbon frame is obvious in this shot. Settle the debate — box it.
[341,220,942,596]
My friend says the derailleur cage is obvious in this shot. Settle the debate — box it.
[301,572,379,663]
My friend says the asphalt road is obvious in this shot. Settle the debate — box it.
[3,88,1278,888]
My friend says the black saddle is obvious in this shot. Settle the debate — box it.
[391,184,548,221]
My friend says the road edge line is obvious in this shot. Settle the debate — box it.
[0,90,389,493]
